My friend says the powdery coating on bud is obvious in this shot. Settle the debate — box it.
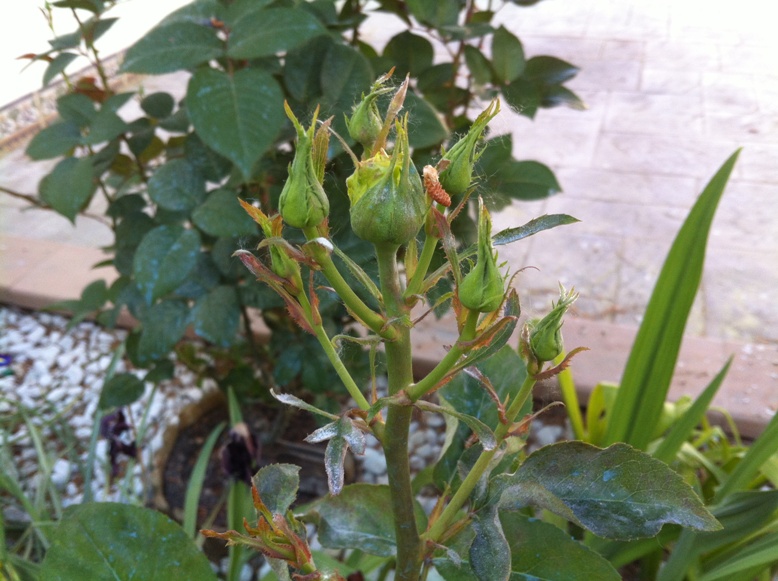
[438,99,500,197]
[529,285,579,363]
[278,103,329,229]
[458,198,505,313]
[346,116,427,246]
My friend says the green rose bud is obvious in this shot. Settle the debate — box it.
[278,102,329,230]
[346,115,427,247]
[346,73,393,151]
[438,99,500,196]
[528,285,579,363]
[458,198,505,313]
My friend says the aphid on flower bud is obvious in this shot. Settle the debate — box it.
[423,165,452,207]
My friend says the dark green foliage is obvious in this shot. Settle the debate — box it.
[19,0,581,395]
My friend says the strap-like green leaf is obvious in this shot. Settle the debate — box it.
[604,150,740,449]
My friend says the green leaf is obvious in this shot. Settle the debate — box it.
[158,0,224,26]
[147,158,205,212]
[315,484,427,557]
[98,372,145,410]
[658,490,778,581]
[492,214,579,246]
[43,52,79,86]
[133,225,201,303]
[192,189,258,238]
[490,442,721,540]
[404,91,448,149]
[57,93,97,127]
[254,463,300,514]
[541,85,587,110]
[190,285,240,346]
[698,531,778,581]
[141,92,175,118]
[714,407,778,502]
[187,68,284,180]
[25,120,82,159]
[284,35,333,103]
[383,31,434,77]
[320,44,373,114]
[39,503,217,581]
[502,78,541,118]
[183,421,226,538]
[488,159,562,200]
[137,300,190,363]
[491,26,525,83]
[652,359,731,464]
[83,108,128,145]
[120,22,224,74]
[144,359,175,383]
[435,346,528,489]
[464,45,493,85]
[52,0,103,13]
[39,157,96,223]
[524,55,580,84]
[604,150,740,449]
[405,0,459,28]
[227,7,326,59]
[184,133,232,182]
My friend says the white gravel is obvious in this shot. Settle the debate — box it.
[1,304,568,521]
[0,305,213,509]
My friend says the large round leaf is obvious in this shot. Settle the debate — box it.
[137,299,190,363]
[187,68,284,180]
[39,502,217,581]
[147,158,205,212]
[316,484,427,557]
[192,188,258,238]
[320,44,373,113]
[26,121,82,160]
[133,225,201,303]
[121,22,224,74]
[39,157,96,223]
[227,7,326,59]
[191,285,240,346]
[491,442,721,540]
[404,92,448,149]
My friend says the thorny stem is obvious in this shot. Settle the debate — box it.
[375,244,422,580]
[423,373,537,545]
[303,227,397,341]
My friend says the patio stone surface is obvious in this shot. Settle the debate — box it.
[1,0,776,436]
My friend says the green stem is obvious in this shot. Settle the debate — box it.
[297,292,371,412]
[375,244,422,581]
[303,228,397,341]
[407,309,479,401]
[423,374,536,544]
[404,233,439,300]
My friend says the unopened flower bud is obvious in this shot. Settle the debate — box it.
[347,70,396,152]
[438,99,500,196]
[346,115,427,247]
[459,198,505,313]
[278,102,329,229]
[529,285,578,363]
